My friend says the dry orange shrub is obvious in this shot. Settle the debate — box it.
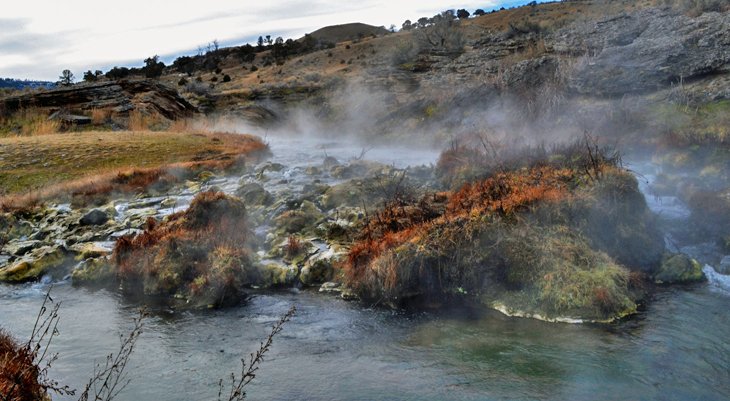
[346,166,587,288]
[0,330,43,401]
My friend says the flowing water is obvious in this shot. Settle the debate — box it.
[1,135,729,401]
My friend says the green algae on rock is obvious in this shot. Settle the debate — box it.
[655,253,705,284]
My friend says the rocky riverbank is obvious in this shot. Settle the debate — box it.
[0,134,711,322]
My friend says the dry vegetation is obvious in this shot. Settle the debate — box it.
[346,141,660,319]
[0,330,43,401]
[113,191,257,307]
[0,130,269,210]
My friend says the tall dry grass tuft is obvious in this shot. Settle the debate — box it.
[127,110,154,131]
[0,330,43,401]
[25,119,59,136]
[90,109,110,125]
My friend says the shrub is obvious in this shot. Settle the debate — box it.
[113,191,258,307]
[346,142,658,320]
[0,330,43,401]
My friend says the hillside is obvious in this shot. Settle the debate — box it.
[307,23,390,44]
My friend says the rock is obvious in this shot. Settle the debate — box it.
[257,263,298,287]
[319,281,342,293]
[48,110,92,126]
[304,166,322,176]
[122,207,158,228]
[0,213,34,239]
[1,79,197,121]
[329,160,383,179]
[2,240,42,256]
[71,257,115,285]
[557,9,730,96]
[655,253,706,284]
[300,258,335,286]
[236,182,273,206]
[79,209,109,226]
[274,201,324,234]
[717,255,730,275]
[0,246,72,283]
[110,228,144,239]
[300,244,345,286]
[69,242,113,260]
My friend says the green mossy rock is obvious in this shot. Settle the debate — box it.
[300,258,335,286]
[236,182,273,206]
[655,254,705,284]
[0,246,71,283]
[257,263,297,287]
[274,200,324,234]
[72,257,115,285]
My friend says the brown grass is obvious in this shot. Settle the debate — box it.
[0,330,43,401]
[0,130,269,210]
[127,110,156,131]
[90,108,109,125]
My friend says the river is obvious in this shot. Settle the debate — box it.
[1,135,729,401]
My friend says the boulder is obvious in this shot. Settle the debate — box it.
[236,182,273,206]
[71,257,115,285]
[257,263,298,287]
[79,209,109,226]
[655,254,706,284]
[300,258,335,286]
[716,255,730,275]
[274,201,324,234]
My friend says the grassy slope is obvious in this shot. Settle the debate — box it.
[0,131,263,195]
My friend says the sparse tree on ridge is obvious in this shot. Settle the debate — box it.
[402,19,413,30]
[142,55,165,78]
[474,9,486,16]
[457,9,471,19]
[58,69,74,86]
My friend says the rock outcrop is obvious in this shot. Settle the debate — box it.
[0,79,197,120]
[555,9,730,96]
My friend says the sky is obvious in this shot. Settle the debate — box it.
[1,0,537,81]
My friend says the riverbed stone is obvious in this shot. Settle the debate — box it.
[71,257,115,285]
[257,263,298,287]
[717,255,730,275]
[655,253,706,284]
[236,182,273,206]
[79,209,109,226]
[2,240,42,256]
[69,242,113,260]
[274,200,324,235]
[300,258,335,286]
[0,246,72,283]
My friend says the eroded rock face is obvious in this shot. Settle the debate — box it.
[556,9,730,96]
[0,79,197,120]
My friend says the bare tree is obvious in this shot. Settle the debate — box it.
[218,306,296,401]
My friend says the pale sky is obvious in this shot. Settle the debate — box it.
[1,0,533,81]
